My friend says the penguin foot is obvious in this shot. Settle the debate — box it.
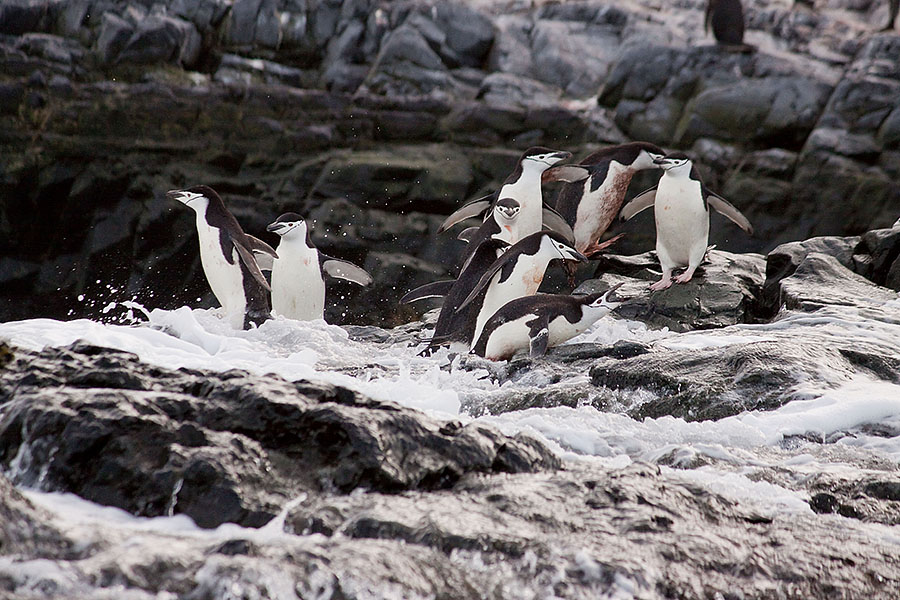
[673,267,697,285]
[583,233,626,258]
[649,278,673,291]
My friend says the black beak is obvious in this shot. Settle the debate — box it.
[604,282,626,302]
[653,157,667,165]
[266,222,283,233]
[553,151,573,161]
[166,190,184,201]
[570,250,588,263]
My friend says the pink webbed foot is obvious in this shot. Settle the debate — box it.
[583,233,626,258]
[673,267,697,284]
[649,277,672,291]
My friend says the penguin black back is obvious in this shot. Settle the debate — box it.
[706,0,745,46]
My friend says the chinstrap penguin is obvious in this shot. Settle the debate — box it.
[554,141,666,257]
[457,231,587,349]
[472,283,626,361]
[438,146,581,251]
[264,213,372,321]
[706,0,755,52]
[168,185,277,330]
[619,153,753,291]
[414,238,511,355]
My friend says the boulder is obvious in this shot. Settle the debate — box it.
[0,342,559,529]
[577,250,766,332]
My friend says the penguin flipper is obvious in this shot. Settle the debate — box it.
[457,250,515,312]
[320,257,374,286]
[541,204,576,243]
[233,238,272,292]
[707,194,754,235]
[246,234,278,258]
[542,165,590,184]
[457,226,481,243]
[528,315,550,357]
[400,280,455,304]
[620,187,657,221]
[438,195,493,233]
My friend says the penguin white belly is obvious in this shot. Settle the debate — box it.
[483,316,533,360]
[501,175,543,241]
[547,315,582,347]
[653,179,709,270]
[473,256,547,344]
[271,245,325,321]
[572,164,629,252]
[196,220,246,329]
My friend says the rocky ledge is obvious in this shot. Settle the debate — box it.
[1,335,899,598]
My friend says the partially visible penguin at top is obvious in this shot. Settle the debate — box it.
[705,0,756,53]
[169,185,277,330]
[794,0,898,31]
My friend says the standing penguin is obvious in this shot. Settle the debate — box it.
[472,284,625,361]
[619,153,753,291]
[263,213,372,321]
[438,146,582,247]
[458,231,587,348]
[168,185,277,330]
[706,0,755,52]
[554,142,666,256]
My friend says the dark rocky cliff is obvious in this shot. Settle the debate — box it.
[0,0,898,326]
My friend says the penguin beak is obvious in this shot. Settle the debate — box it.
[564,248,588,263]
[167,189,199,205]
[652,157,667,166]
[266,222,288,234]
[604,282,626,303]
[547,150,572,165]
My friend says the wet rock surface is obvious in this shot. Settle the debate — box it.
[0,341,558,529]
[1,337,899,598]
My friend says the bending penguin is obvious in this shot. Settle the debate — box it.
[554,142,666,256]
[169,185,277,330]
[457,231,587,349]
[619,152,753,291]
[413,237,512,355]
[263,213,372,321]
[438,146,583,252]
[472,284,626,361]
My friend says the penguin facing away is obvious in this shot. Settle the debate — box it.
[472,283,626,361]
[264,213,372,321]
[168,185,277,330]
[619,153,753,291]
[414,237,512,355]
[438,146,583,246]
[458,231,587,349]
[706,0,755,52]
[554,142,666,256]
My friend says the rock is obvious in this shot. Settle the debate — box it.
[477,72,562,107]
[0,342,559,529]
[284,461,900,598]
[576,250,766,332]
[115,15,201,67]
[309,145,474,214]
[432,2,494,68]
[0,474,71,558]
[364,24,458,96]
[96,12,133,64]
[778,252,899,312]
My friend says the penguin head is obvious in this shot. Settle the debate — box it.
[167,185,216,212]
[538,231,587,263]
[267,212,309,241]
[520,147,572,172]
[494,197,520,227]
[586,282,625,311]
[653,152,693,175]
[632,143,667,170]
